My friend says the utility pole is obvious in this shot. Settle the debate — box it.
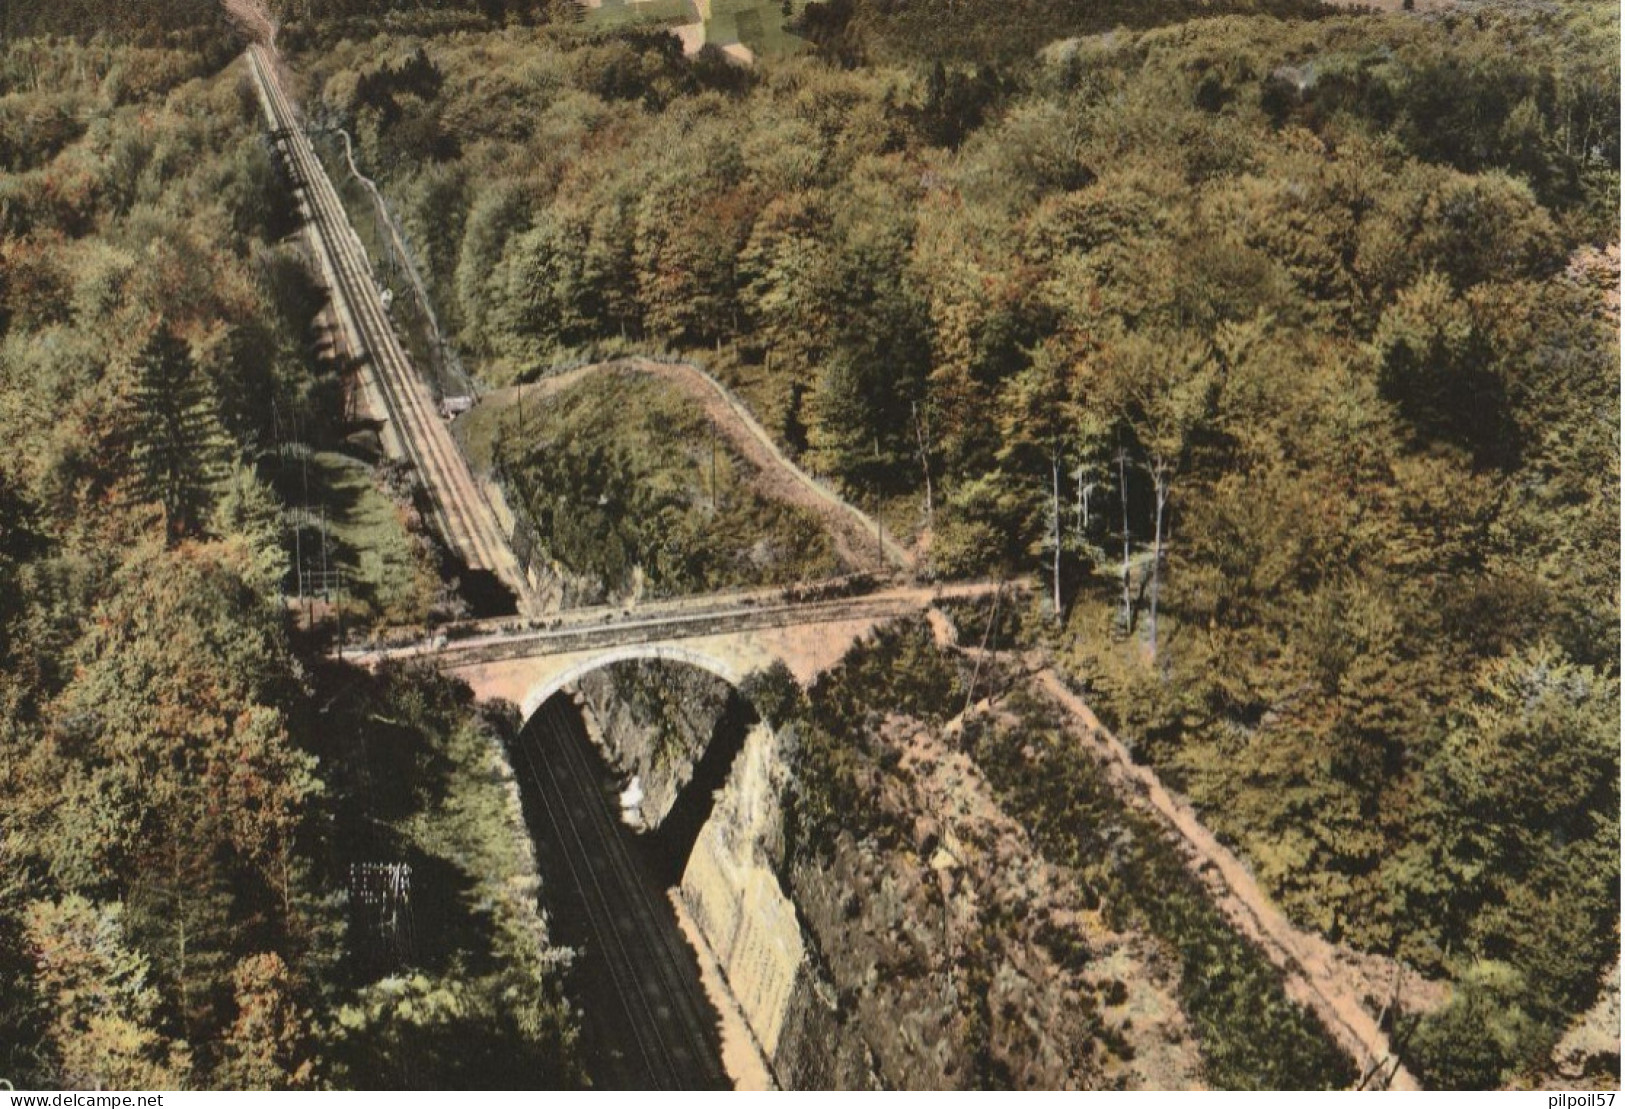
[1074,466,1096,539]
[319,506,330,603]
[874,483,884,565]
[1148,456,1171,662]
[962,582,1003,720]
[294,515,304,610]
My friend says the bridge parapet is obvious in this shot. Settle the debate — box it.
[363,580,1014,724]
[353,580,1009,672]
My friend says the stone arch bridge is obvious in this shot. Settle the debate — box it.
[352,579,1004,1082]
[357,580,1002,717]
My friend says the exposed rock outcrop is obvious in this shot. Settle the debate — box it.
[782,712,1201,1089]
[573,659,732,827]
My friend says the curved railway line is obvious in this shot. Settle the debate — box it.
[246,45,528,608]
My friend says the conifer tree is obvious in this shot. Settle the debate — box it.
[131,322,231,544]
[217,953,317,1090]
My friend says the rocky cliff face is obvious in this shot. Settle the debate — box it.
[780,711,1201,1090]
[566,661,815,1083]
[672,700,883,1089]
[573,660,733,828]
[680,722,805,1060]
[564,651,1206,1090]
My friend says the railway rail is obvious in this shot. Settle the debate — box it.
[246,45,530,609]
[511,700,729,1089]
[349,579,1011,668]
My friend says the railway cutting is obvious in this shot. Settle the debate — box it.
[244,42,1418,1094]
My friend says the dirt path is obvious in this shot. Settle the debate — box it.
[485,359,916,577]
[1030,670,1421,1091]
[932,604,1421,1088]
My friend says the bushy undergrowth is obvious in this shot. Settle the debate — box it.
[462,370,842,600]
[967,688,1355,1091]
[780,623,1354,1088]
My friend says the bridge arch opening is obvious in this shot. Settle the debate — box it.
[507,658,762,1089]
[519,644,748,722]
[521,651,767,888]
[487,642,830,1085]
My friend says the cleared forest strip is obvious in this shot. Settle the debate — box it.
[1031,670,1422,1092]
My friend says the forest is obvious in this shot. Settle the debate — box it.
[0,23,579,1090]
[292,0,1618,1087]
[0,0,1617,1091]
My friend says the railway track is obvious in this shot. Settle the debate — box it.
[245,46,530,609]
[362,595,915,667]
[352,582,1014,669]
[511,700,729,1089]
[350,579,1012,667]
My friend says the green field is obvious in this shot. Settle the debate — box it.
[584,0,811,58]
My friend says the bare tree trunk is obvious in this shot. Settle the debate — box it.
[1118,449,1132,632]
[1149,458,1170,661]
[279,841,293,919]
[913,401,934,527]
[1075,471,1095,541]
[1051,450,1062,624]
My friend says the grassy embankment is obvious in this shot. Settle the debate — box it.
[456,369,844,601]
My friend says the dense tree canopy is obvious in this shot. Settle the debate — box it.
[0,32,578,1089]
[0,0,1613,1090]
[299,1,1617,1086]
